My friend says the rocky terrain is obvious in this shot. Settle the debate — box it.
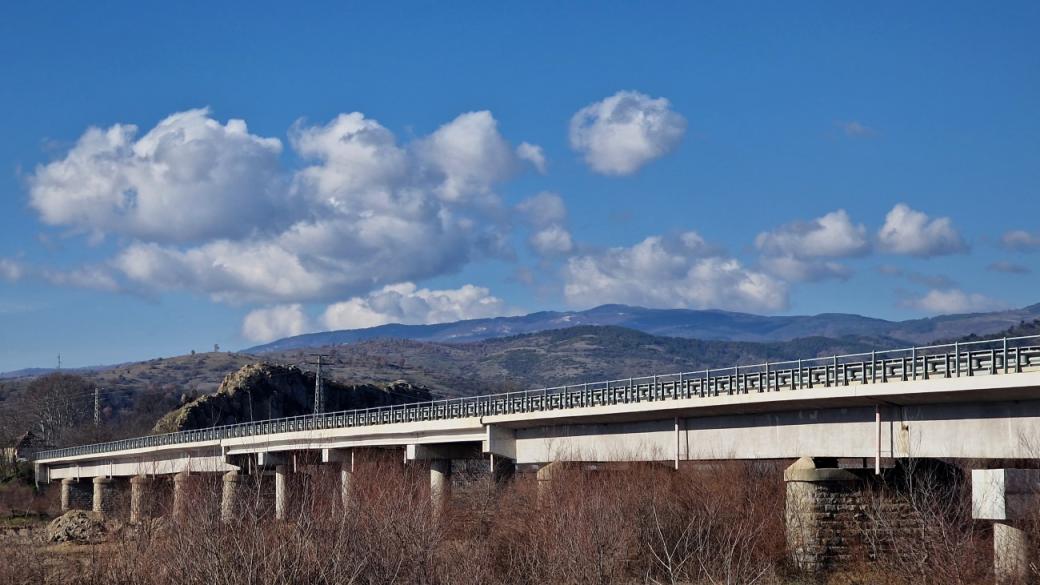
[153,363,433,433]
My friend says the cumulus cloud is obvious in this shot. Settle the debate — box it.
[755,209,868,282]
[904,288,1006,315]
[877,203,968,257]
[1002,230,1040,252]
[569,90,686,176]
[31,109,541,304]
[415,111,535,203]
[242,304,311,343]
[563,233,787,312]
[516,142,547,174]
[516,192,574,257]
[29,109,286,243]
[322,282,510,330]
[529,225,574,257]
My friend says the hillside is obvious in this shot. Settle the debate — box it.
[245,303,1040,353]
[263,326,898,397]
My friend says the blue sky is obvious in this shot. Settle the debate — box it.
[1,1,1038,371]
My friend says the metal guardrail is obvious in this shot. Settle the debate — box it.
[35,335,1040,462]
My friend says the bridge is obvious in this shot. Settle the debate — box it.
[32,334,1040,579]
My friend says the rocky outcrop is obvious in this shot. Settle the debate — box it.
[152,363,433,434]
[46,510,106,543]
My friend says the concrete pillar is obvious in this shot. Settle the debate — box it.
[430,459,451,515]
[221,470,244,524]
[339,461,353,510]
[274,464,288,521]
[994,522,1029,584]
[783,457,861,572]
[971,469,1040,584]
[92,476,115,515]
[130,475,155,523]
[60,478,92,512]
[172,471,191,520]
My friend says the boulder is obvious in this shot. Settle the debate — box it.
[46,510,106,543]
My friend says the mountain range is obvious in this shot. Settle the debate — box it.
[246,302,1040,353]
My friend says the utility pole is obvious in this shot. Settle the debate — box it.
[57,353,61,370]
[94,386,100,427]
[313,355,328,414]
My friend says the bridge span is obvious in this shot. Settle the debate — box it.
[33,335,1040,578]
[35,335,1040,482]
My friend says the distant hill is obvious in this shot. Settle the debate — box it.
[245,303,1040,353]
[260,325,900,397]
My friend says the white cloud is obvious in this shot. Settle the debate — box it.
[0,259,23,282]
[415,111,531,203]
[877,203,968,257]
[516,142,547,174]
[516,192,574,258]
[755,210,868,282]
[242,304,311,343]
[756,210,869,259]
[563,233,787,312]
[29,109,286,243]
[322,282,510,330]
[1002,230,1040,252]
[569,90,686,176]
[27,109,540,304]
[529,225,574,257]
[905,288,1006,315]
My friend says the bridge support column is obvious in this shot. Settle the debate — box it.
[130,475,156,523]
[275,464,288,521]
[60,478,91,512]
[172,471,191,520]
[92,476,116,515]
[221,470,244,524]
[972,469,1040,584]
[430,459,451,515]
[784,457,861,572]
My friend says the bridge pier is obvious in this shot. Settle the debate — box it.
[172,471,193,520]
[784,457,862,572]
[430,459,451,515]
[92,476,117,515]
[275,464,288,521]
[129,475,157,523]
[972,469,1040,584]
[221,470,245,523]
[60,478,92,512]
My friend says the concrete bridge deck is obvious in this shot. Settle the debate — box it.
[33,335,1040,482]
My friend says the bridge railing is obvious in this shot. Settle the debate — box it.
[34,334,1040,462]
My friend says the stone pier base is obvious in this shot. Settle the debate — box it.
[784,457,862,571]
[274,465,288,521]
[92,477,116,515]
[172,471,192,520]
[60,478,92,512]
[221,470,244,523]
[129,476,156,523]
